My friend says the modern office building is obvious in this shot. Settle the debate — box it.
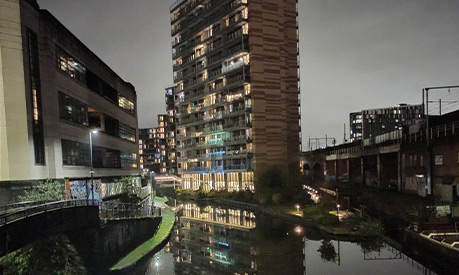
[0,0,138,187]
[170,0,301,191]
[350,104,424,142]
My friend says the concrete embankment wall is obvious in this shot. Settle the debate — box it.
[68,217,161,274]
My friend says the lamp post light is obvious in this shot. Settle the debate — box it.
[89,129,98,205]
[295,204,300,213]
[337,204,340,220]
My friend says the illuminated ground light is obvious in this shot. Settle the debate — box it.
[294,226,303,235]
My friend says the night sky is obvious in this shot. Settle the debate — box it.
[38,0,459,147]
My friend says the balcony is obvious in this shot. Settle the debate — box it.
[224,164,248,171]
[223,120,250,131]
[181,166,225,173]
[223,135,250,146]
[224,105,247,118]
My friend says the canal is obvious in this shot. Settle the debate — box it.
[1,202,454,274]
[135,202,450,275]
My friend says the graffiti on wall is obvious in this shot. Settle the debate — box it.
[65,179,102,200]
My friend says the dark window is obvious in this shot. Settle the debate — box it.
[119,122,136,142]
[62,139,126,169]
[58,92,88,126]
[62,139,90,166]
[121,152,137,168]
[27,30,45,164]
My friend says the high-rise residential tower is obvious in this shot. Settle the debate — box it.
[170,0,301,191]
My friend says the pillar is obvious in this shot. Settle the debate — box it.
[397,152,402,192]
[377,154,381,188]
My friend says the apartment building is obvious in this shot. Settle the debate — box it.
[170,0,301,191]
[139,87,178,175]
[139,128,160,173]
[350,104,424,142]
[165,86,178,174]
[0,0,138,189]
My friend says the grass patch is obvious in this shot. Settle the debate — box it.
[110,207,175,271]
[155,196,169,204]
[270,203,304,215]
[303,206,339,226]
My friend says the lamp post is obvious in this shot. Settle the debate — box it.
[295,204,300,213]
[337,204,340,219]
[89,129,98,205]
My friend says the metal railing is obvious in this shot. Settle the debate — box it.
[99,202,159,220]
[0,201,46,216]
[0,199,95,227]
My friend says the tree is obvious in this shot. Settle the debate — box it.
[254,165,284,204]
[317,240,337,263]
[1,235,87,275]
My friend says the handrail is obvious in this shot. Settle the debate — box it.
[0,199,97,227]
[99,201,159,220]
[0,200,47,215]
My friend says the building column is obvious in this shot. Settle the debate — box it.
[377,154,381,188]
[397,152,402,192]
[211,173,215,190]
[346,159,350,182]
[334,160,337,180]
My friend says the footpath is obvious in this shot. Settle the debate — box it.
[110,198,175,274]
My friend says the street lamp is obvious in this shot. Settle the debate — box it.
[337,204,340,219]
[89,129,98,205]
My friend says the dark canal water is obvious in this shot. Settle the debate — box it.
[136,203,447,275]
[1,202,454,274]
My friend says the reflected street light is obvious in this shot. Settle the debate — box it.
[89,129,98,205]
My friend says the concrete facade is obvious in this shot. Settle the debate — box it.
[0,0,139,186]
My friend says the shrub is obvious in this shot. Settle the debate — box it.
[292,189,313,205]
[16,179,64,203]
[359,221,384,237]
[318,194,336,211]
[271,193,284,204]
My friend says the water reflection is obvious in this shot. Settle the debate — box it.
[172,204,258,274]
[142,203,440,275]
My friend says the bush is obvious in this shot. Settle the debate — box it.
[292,189,313,205]
[271,193,284,204]
[359,221,384,237]
[318,194,336,211]
[16,179,64,203]
[303,206,338,226]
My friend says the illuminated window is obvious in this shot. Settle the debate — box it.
[118,96,135,115]
[56,47,86,84]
